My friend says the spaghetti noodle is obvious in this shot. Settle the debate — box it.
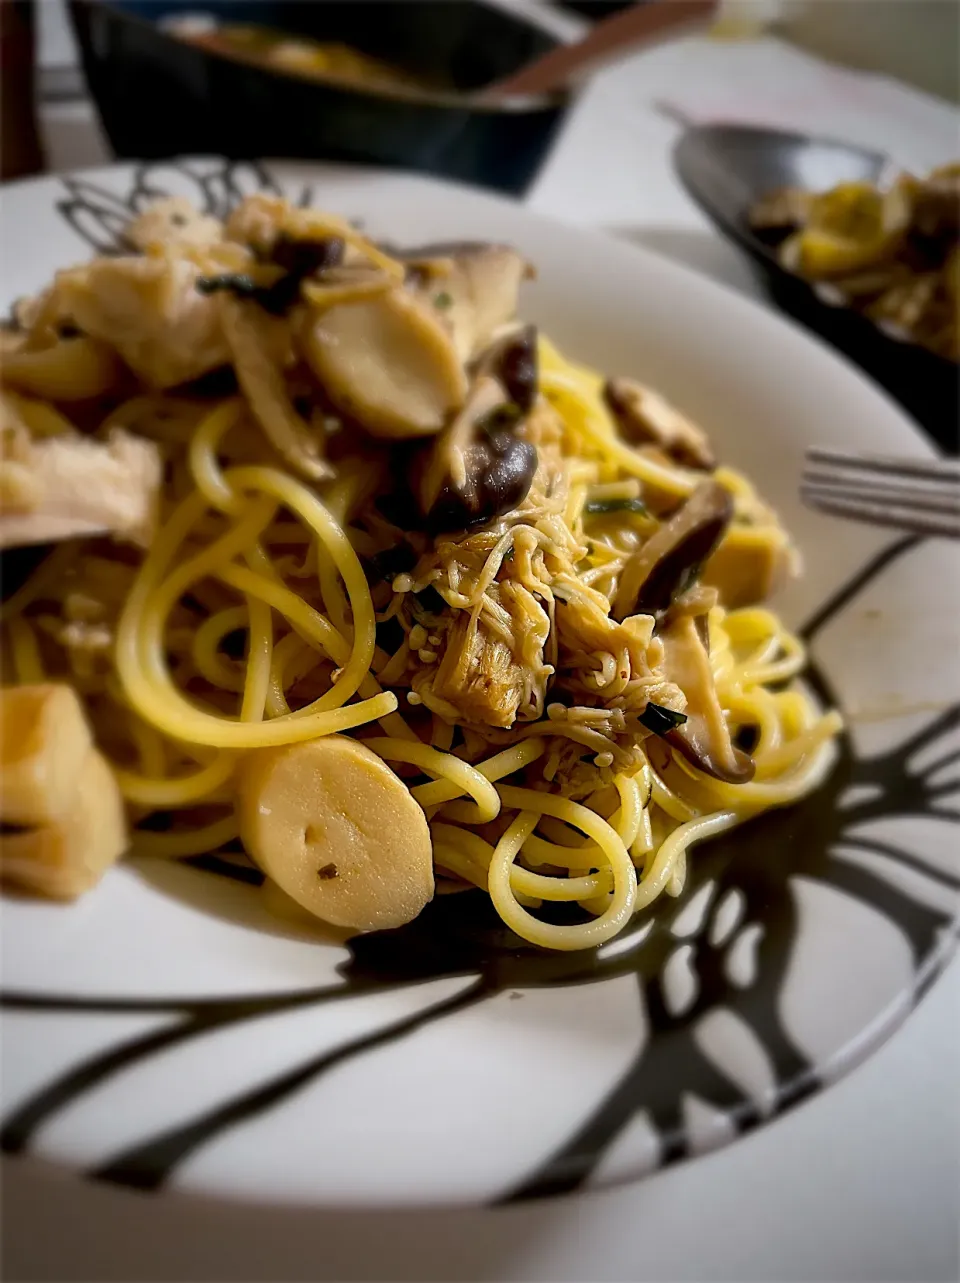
[0,191,840,949]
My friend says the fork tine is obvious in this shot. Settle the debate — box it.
[802,447,960,539]
[803,463,960,494]
[806,448,960,485]
[801,477,960,517]
[801,489,960,539]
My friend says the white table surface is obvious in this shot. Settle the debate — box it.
[5,29,960,1283]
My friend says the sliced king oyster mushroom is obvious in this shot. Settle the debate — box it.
[302,286,467,441]
[399,242,530,363]
[658,614,755,784]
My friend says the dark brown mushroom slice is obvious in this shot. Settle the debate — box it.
[474,324,538,414]
[665,725,755,784]
[414,376,538,534]
[659,615,755,785]
[270,234,345,278]
[612,481,733,621]
[603,377,716,471]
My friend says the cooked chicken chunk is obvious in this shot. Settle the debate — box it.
[413,612,528,729]
[0,427,162,549]
[125,197,224,252]
[224,193,350,261]
[55,254,230,388]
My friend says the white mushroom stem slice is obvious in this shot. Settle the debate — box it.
[658,615,754,784]
[0,428,162,550]
[0,684,93,825]
[238,735,434,931]
[301,267,395,311]
[1,749,128,900]
[219,295,332,481]
[303,286,467,440]
[406,244,529,362]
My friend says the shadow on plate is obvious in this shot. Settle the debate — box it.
[129,853,352,950]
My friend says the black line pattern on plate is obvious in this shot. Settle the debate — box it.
[1,161,957,1201]
[57,158,288,255]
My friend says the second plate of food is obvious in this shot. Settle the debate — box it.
[0,158,957,1207]
[674,123,959,452]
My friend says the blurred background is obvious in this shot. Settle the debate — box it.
[5,0,958,185]
[3,0,955,447]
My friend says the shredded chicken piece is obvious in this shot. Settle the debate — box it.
[413,612,529,729]
[224,194,309,254]
[55,253,230,388]
[125,198,224,252]
[0,427,162,549]
[224,194,367,264]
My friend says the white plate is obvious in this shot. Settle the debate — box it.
[1,159,957,1208]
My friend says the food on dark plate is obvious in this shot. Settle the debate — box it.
[749,162,959,361]
[162,16,438,96]
[0,193,841,950]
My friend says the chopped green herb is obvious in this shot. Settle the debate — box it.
[195,270,303,316]
[196,272,259,299]
[639,702,688,736]
[433,291,453,309]
[584,497,648,516]
[503,546,515,562]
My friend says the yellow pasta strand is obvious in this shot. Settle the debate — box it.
[366,738,501,824]
[3,305,840,952]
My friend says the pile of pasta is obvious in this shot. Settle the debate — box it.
[0,193,841,951]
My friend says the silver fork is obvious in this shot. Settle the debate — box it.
[801,448,960,540]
